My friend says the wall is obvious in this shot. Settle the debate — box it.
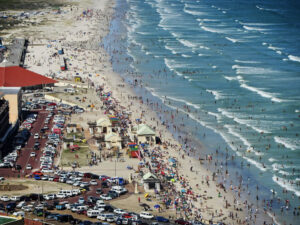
[4,92,21,125]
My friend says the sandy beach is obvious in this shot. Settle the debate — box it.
[1,0,277,224]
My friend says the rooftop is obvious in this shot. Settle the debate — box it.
[0,66,57,87]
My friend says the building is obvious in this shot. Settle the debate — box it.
[133,124,156,144]
[0,87,21,125]
[96,117,112,133]
[0,92,12,158]
[0,65,57,125]
[142,172,161,193]
[104,132,122,150]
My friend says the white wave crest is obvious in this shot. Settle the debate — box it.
[223,76,238,81]
[225,37,239,43]
[166,96,200,109]
[218,108,271,134]
[274,136,299,151]
[201,26,226,34]
[177,39,197,48]
[184,8,207,16]
[232,65,278,74]
[240,83,283,103]
[268,158,278,162]
[225,125,251,148]
[207,111,222,121]
[206,89,224,100]
[243,25,268,32]
[243,156,267,171]
[164,45,177,55]
[288,55,300,63]
[234,60,260,64]
[272,176,300,197]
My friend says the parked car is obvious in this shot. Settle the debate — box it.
[175,218,191,225]
[96,188,103,194]
[17,201,26,208]
[10,196,20,201]
[6,202,16,211]
[0,196,10,202]
[156,216,170,223]
[90,180,98,185]
[100,194,112,200]
[139,212,154,219]
[114,208,126,215]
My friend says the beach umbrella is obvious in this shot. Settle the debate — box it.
[144,193,149,198]
[168,158,176,163]
[181,189,186,193]
[154,204,160,209]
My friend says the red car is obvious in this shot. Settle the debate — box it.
[175,219,191,225]
[122,213,132,219]
[53,177,59,182]
[33,171,43,176]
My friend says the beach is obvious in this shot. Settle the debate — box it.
[1,0,298,224]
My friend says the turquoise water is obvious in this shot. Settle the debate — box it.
[103,0,300,224]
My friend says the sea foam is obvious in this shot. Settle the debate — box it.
[272,176,300,197]
[288,55,300,63]
[274,136,299,151]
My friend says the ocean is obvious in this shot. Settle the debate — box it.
[103,0,300,224]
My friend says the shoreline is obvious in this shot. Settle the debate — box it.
[1,0,283,224]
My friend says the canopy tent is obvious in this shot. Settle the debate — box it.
[135,124,155,136]
[96,117,111,127]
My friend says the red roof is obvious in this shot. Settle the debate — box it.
[0,66,57,87]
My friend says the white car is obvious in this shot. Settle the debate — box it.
[22,205,33,212]
[41,175,49,180]
[30,152,36,157]
[73,181,81,186]
[26,164,32,170]
[0,196,10,202]
[112,186,128,195]
[17,201,26,208]
[13,211,25,218]
[97,213,114,222]
[100,194,112,200]
[66,180,74,185]
[139,211,154,219]
[41,168,53,173]
[56,193,66,199]
[0,177,4,181]
[96,202,106,208]
[80,182,89,187]
[34,133,39,139]
[90,180,98,185]
[114,208,126,215]
[10,196,20,201]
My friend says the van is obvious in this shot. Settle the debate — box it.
[87,210,99,218]
[76,205,88,211]
[10,196,20,201]
[72,189,80,196]
[65,190,73,197]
